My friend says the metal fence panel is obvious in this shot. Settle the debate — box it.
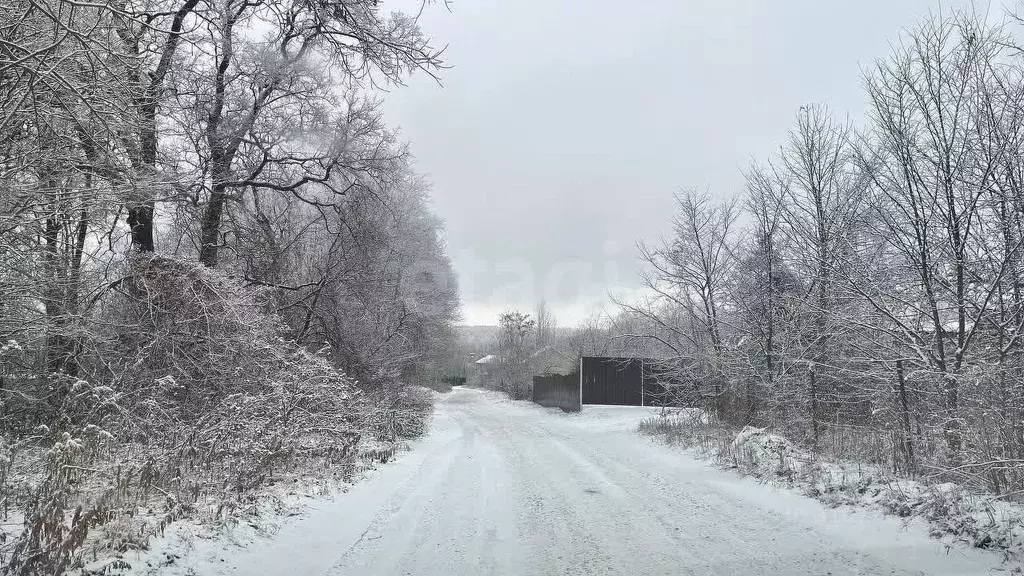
[581,357,640,406]
[531,358,675,410]
[532,373,581,412]
[580,357,670,406]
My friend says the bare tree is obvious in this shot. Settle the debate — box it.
[858,13,1010,461]
[729,162,794,424]
[535,300,556,350]
[630,190,739,415]
[497,311,535,399]
[186,0,445,267]
[777,103,864,448]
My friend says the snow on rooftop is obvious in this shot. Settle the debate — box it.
[475,354,498,364]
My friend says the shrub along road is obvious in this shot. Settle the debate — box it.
[205,388,1001,576]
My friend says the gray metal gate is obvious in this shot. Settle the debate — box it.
[580,357,668,406]
[532,373,581,411]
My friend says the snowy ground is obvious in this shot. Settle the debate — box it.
[114,387,1006,575]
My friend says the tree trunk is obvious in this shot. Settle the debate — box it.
[943,373,961,462]
[895,359,915,473]
[127,205,155,252]
[43,208,65,375]
[808,365,820,450]
[198,181,227,267]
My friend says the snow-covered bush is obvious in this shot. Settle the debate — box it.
[2,257,369,573]
[637,410,716,451]
[366,384,433,443]
[640,409,1024,560]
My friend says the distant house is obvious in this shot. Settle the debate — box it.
[469,353,500,386]
[475,354,499,367]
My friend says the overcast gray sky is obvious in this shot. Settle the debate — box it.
[382,0,989,326]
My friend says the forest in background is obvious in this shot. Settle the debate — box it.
[0,0,459,572]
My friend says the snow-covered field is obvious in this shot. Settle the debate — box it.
[112,387,1005,575]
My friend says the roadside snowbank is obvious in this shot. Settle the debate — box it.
[644,418,1024,567]
[66,440,419,576]
[35,388,437,576]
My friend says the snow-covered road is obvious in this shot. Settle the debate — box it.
[209,387,1001,576]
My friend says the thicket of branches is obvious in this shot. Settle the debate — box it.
[624,11,1024,497]
[0,0,457,571]
[494,311,536,399]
